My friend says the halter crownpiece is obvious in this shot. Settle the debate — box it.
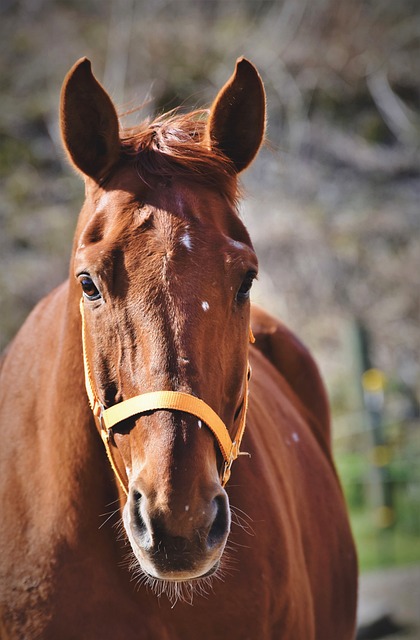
[80,299,253,494]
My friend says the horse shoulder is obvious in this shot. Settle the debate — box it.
[250,304,332,456]
[247,312,358,639]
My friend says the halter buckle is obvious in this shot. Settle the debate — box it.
[222,441,239,486]
[221,458,232,486]
[93,400,104,420]
[93,402,110,443]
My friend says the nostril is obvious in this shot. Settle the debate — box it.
[131,490,149,541]
[207,494,230,548]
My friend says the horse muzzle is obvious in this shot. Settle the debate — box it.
[123,485,231,581]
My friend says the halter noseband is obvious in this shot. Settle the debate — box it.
[80,299,253,495]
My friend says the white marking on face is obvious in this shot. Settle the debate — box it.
[180,232,193,251]
[201,301,210,312]
[292,432,300,443]
[185,505,190,512]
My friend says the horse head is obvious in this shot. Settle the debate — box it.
[60,57,265,587]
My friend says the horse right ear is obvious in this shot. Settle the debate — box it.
[60,58,120,181]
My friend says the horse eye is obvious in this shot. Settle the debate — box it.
[236,271,256,302]
[79,275,101,301]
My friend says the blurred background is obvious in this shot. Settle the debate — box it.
[1,0,419,636]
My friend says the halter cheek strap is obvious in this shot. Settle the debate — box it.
[80,299,253,494]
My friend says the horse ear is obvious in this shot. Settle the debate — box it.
[60,58,120,180]
[207,58,266,173]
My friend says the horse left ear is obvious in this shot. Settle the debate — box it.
[207,58,266,173]
[60,58,120,181]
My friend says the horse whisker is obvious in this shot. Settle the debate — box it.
[98,508,121,530]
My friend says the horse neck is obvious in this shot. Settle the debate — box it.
[3,280,119,546]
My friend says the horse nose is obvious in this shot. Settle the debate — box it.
[128,487,230,567]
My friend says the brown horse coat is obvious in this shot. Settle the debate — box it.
[0,58,357,640]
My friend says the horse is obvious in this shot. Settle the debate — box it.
[0,57,357,639]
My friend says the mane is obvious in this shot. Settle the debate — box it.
[120,109,239,203]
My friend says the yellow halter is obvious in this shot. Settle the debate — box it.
[80,299,253,494]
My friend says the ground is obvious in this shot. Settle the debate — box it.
[358,564,420,639]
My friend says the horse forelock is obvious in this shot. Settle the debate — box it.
[120,109,239,205]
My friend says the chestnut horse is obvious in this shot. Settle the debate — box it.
[0,58,357,639]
